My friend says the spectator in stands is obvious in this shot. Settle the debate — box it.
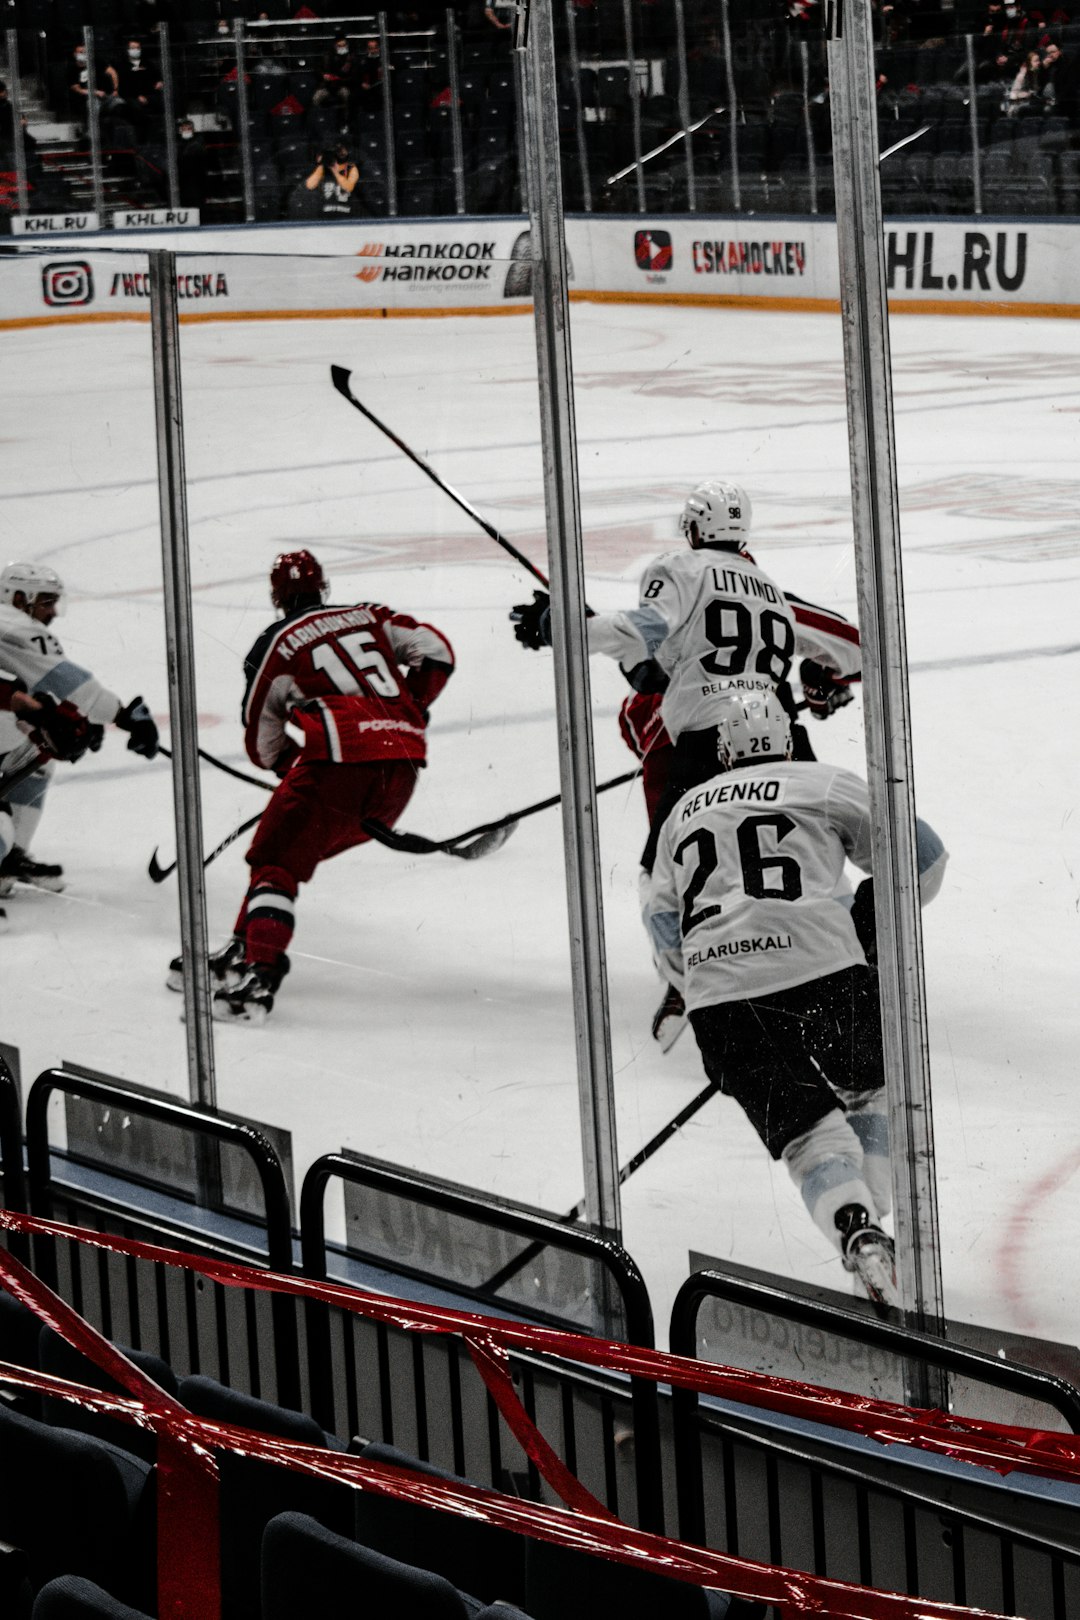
[1044,39,1080,120]
[979,2,1032,79]
[354,38,384,101]
[1008,47,1049,109]
[304,143,359,216]
[320,35,357,104]
[177,118,209,211]
[67,42,118,123]
[115,38,163,134]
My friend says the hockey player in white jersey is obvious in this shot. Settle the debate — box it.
[512,479,861,855]
[512,478,862,1047]
[643,690,947,1311]
[0,562,160,896]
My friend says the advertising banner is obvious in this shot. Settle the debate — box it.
[3,214,1077,323]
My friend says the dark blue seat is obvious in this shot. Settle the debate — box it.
[38,1327,178,1463]
[524,1538,764,1620]
[179,1376,352,1620]
[0,1405,154,1610]
[356,1442,525,1607]
[32,1575,153,1619]
[262,1512,477,1620]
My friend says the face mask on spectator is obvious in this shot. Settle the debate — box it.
[336,43,348,54]
[75,50,86,64]
[180,127,193,139]
[128,47,142,60]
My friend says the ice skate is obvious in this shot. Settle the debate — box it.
[0,846,65,894]
[211,958,289,1025]
[167,935,247,994]
[836,1203,898,1314]
[651,985,687,1053]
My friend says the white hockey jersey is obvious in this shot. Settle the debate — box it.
[586,547,861,743]
[644,759,947,1008]
[0,603,121,755]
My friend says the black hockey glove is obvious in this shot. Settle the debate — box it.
[510,590,552,651]
[115,695,160,759]
[850,877,877,965]
[31,695,104,763]
[800,659,855,721]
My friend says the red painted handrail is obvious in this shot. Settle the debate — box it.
[0,1212,1042,1620]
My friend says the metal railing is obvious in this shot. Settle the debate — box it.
[300,1149,663,1530]
[670,1268,1080,1547]
[23,1067,299,1407]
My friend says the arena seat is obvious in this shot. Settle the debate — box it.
[31,1575,153,1620]
[178,1375,352,1620]
[355,1442,526,1607]
[38,1327,177,1463]
[0,1405,155,1610]
[262,1512,483,1620]
[524,1538,764,1620]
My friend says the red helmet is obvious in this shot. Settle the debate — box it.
[270,549,327,611]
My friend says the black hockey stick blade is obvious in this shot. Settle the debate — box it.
[148,810,263,885]
[148,848,175,884]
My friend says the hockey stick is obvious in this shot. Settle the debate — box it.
[158,743,274,795]
[331,366,595,609]
[148,810,263,885]
[0,747,52,800]
[361,766,641,859]
[481,1077,722,1296]
[605,104,724,186]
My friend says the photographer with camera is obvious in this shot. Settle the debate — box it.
[304,142,359,216]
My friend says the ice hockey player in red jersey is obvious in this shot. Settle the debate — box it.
[170,549,455,1024]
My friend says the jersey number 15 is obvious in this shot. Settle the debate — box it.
[312,630,400,698]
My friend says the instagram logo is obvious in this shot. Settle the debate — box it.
[42,261,94,307]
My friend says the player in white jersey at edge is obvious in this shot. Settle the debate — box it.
[643,689,947,1309]
[0,561,160,898]
[512,478,862,1045]
[514,481,861,816]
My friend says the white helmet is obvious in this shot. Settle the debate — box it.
[0,562,65,616]
[715,689,792,770]
[680,480,752,549]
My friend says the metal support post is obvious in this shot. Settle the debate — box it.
[621,0,645,212]
[5,31,29,216]
[672,0,697,212]
[520,0,622,1247]
[233,19,255,223]
[718,0,740,211]
[826,0,946,1408]
[149,252,217,1115]
[377,12,398,217]
[564,0,593,212]
[800,39,819,214]
[83,26,105,221]
[965,33,983,216]
[446,9,466,214]
[159,21,180,211]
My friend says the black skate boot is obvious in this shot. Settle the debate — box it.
[167,935,247,994]
[211,957,290,1026]
[836,1203,898,1315]
[651,985,687,1053]
[0,846,65,895]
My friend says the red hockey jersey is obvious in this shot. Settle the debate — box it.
[242,602,454,771]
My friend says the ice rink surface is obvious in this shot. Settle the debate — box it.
[2,285,1079,1351]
